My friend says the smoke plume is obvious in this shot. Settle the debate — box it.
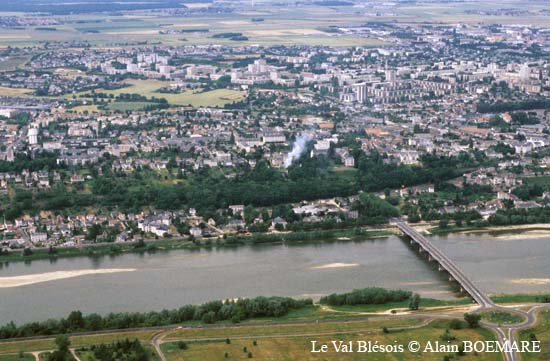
[284,134,311,168]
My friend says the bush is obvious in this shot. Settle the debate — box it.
[320,287,412,306]
[449,319,464,330]
[464,313,481,328]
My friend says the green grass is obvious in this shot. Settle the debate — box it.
[76,345,160,361]
[73,79,246,107]
[161,318,501,361]
[0,330,158,355]
[480,311,525,325]
[519,309,550,361]
[327,297,473,313]
[490,294,550,304]
[0,55,31,72]
[0,353,35,361]
[523,175,550,188]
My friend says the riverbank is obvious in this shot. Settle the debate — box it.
[0,228,393,264]
[426,222,550,236]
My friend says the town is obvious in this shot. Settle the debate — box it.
[0,17,549,253]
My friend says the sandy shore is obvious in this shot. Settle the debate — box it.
[0,269,136,288]
[510,278,550,286]
[310,262,359,270]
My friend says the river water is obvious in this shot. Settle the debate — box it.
[0,231,549,325]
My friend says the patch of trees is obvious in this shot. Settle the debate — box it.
[1,112,30,126]
[512,184,543,200]
[44,335,71,361]
[116,93,168,104]
[89,339,151,361]
[226,227,373,245]
[212,32,248,41]
[319,287,412,306]
[0,151,58,173]
[488,206,550,226]
[0,296,312,339]
[352,193,399,224]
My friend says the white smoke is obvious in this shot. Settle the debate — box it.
[284,134,312,168]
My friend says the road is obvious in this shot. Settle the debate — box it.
[483,304,550,361]
[394,220,550,361]
[0,304,547,361]
[151,331,167,361]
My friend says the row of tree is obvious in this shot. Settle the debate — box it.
[0,296,313,339]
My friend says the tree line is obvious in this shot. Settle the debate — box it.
[319,287,412,306]
[0,296,312,340]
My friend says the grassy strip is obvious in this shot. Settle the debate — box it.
[480,311,525,325]
[328,297,473,313]
[519,310,550,361]
[490,294,550,304]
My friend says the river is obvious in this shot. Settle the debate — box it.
[0,231,549,325]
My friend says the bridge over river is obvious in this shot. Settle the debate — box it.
[393,220,494,308]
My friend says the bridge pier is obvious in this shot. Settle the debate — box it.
[438,264,443,272]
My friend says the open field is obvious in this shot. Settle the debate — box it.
[0,330,158,354]
[160,318,501,361]
[0,86,33,97]
[0,55,31,72]
[480,311,525,325]
[0,0,545,47]
[519,309,550,361]
[0,354,34,361]
[73,79,246,107]
[76,345,160,361]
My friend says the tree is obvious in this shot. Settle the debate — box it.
[463,313,481,328]
[55,335,70,353]
[408,293,421,310]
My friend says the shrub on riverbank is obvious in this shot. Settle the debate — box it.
[319,287,412,306]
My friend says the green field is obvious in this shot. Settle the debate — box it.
[519,309,550,361]
[160,318,501,361]
[480,311,525,325]
[0,55,31,71]
[0,354,34,361]
[0,330,158,355]
[74,79,246,108]
[0,86,32,96]
[76,345,160,361]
